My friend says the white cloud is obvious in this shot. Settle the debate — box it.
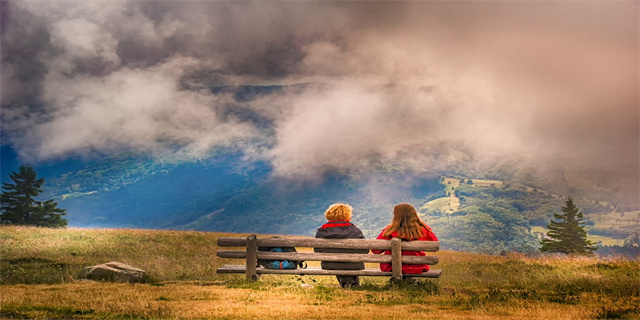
[15,57,253,160]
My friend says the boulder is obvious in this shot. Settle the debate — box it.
[78,262,146,283]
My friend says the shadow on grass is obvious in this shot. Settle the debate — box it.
[0,306,98,320]
[1,258,82,285]
[594,305,640,319]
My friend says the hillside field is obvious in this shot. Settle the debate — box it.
[1,226,639,320]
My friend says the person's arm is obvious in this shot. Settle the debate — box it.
[314,229,328,253]
[371,230,388,254]
[425,226,438,241]
[351,226,369,254]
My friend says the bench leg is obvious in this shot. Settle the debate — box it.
[246,235,259,281]
[391,238,403,280]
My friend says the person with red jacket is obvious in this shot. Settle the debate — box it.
[372,203,438,275]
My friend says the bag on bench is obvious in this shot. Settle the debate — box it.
[257,243,307,270]
[261,248,298,269]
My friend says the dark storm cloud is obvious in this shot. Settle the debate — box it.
[1,1,637,199]
[0,3,49,108]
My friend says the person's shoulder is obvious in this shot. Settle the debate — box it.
[420,226,437,240]
[347,222,364,230]
[315,226,331,238]
[422,225,434,232]
[376,228,392,240]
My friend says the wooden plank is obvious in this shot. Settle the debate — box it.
[217,265,442,278]
[391,238,402,280]
[217,236,439,252]
[217,250,439,265]
[245,235,259,281]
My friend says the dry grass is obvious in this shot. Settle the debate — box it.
[3,281,624,320]
[1,226,639,320]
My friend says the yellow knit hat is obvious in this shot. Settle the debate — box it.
[325,203,353,221]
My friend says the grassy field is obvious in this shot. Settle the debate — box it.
[1,226,639,320]
[420,196,460,214]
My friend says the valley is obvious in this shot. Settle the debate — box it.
[6,150,634,255]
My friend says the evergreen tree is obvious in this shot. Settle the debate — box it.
[540,197,595,255]
[1,165,67,227]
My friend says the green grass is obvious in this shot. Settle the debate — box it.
[420,196,460,213]
[0,226,244,284]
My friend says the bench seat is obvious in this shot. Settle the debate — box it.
[217,265,442,278]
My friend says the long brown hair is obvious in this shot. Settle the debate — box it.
[382,203,432,240]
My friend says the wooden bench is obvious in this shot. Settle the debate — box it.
[216,235,441,281]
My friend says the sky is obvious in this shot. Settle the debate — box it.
[1,1,638,194]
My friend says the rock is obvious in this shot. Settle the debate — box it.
[78,262,146,283]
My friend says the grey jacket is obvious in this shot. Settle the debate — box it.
[314,220,369,270]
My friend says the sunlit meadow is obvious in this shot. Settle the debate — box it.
[1,226,638,319]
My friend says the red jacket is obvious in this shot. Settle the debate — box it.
[371,226,438,274]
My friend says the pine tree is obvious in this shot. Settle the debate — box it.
[540,197,595,255]
[1,165,67,228]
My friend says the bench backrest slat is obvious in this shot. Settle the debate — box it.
[217,236,440,252]
[217,250,439,265]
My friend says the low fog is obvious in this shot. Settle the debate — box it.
[1,1,637,197]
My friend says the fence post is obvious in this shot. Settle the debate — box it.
[391,237,402,280]
[246,234,259,281]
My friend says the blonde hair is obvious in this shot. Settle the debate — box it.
[325,203,353,221]
[382,203,432,240]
